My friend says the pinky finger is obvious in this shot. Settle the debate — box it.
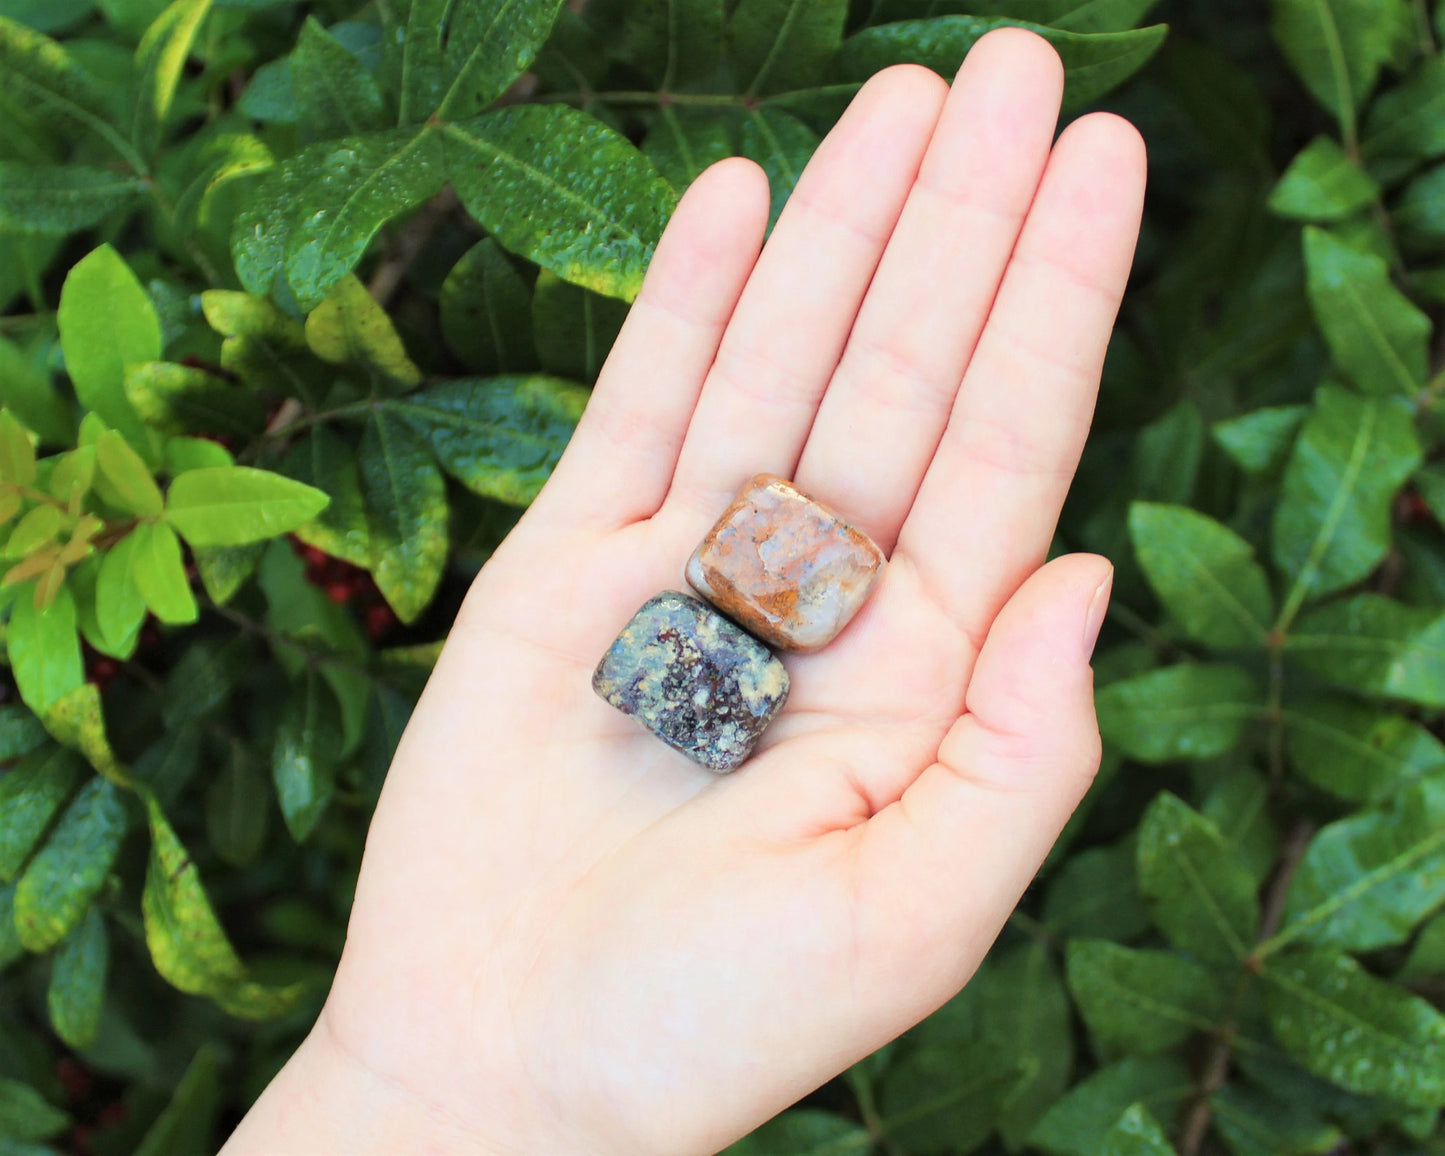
[535,158,771,530]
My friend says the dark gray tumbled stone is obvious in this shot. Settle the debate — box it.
[592,591,790,772]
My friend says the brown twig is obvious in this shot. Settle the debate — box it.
[366,188,461,307]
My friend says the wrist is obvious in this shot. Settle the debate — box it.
[220,1016,505,1156]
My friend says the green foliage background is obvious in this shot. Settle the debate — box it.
[1,0,1444,1153]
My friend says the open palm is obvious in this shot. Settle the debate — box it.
[224,29,1146,1156]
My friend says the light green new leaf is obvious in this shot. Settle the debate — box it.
[95,428,163,517]
[1101,1105,1178,1156]
[14,775,126,951]
[0,745,83,881]
[47,905,107,1049]
[1208,1084,1342,1156]
[8,583,83,713]
[304,274,422,389]
[281,427,370,567]
[643,106,734,192]
[1364,53,1445,165]
[1137,791,1261,963]
[1128,502,1273,648]
[1042,837,1150,941]
[132,1044,222,1156]
[723,1110,871,1155]
[129,521,197,624]
[1066,939,1226,1056]
[291,17,386,140]
[392,375,587,507]
[440,239,535,375]
[1288,594,1445,706]
[877,1038,1022,1154]
[131,0,212,154]
[1211,405,1308,475]
[0,162,144,235]
[1284,696,1445,802]
[1302,229,1431,396]
[1269,0,1412,129]
[125,361,266,438]
[1262,949,1445,1108]
[531,272,628,383]
[0,1079,69,1142]
[739,105,819,230]
[1029,1057,1193,1156]
[360,408,447,624]
[5,505,62,558]
[443,104,677,303]
[729,0,846,96]
[1268,136,1379,222]
[1096,663,1261,763]
[1273,385,1421,608]
[0,407,35,485]
[57,244,162,455]
[1267,781,1445,954]
[92,531,147,658]
[838,17,1167,111]
[166,466,330,547]
[272,668,342,842]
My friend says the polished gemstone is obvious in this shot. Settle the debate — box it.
[686,474,886,652]
[592,592,790,772]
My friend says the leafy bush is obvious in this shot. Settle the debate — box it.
[0,0,1443,1152]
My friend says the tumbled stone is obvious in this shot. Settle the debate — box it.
[592,591,790,773]
[686,474,886,652]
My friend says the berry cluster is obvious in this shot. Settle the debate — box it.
[291,539,397,640]
[55,1057,126,1155]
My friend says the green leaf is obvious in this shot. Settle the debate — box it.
[131,1045,221,1156]
[5,505,62,558]
[1213,405,1307,476]
[164,435,234,474]
[359,408,447,624]
[625,0,724,91]
[1043,837,1150,941]
[1029,1057,1193,1156]
[440,239,535,375]
[205,746,269,868]
[201,289,330,406]
[1203,767,1280,886]
[0,1080,69,1142]
[0,0,95,33]
[1364,53,1445,165]
[392,375,587,507]
[1302,229,1431,396]
[0,408,35,485]
[0,882,20,968]
[876,1038,1021,1154]
[281,427,370,567]
[14,775,126,951]
[57,244,162,455]
[1266,781,1445,954]
[0,746,83,881]
[531,272,628,383]
[728,0,846,96]
[47,905,107,1049]
[443,105,678,303]
[303,274,422,390]
[1284,696,1445,802]
[838,17,1167,111]
[8,583,83,713]
[1262,948,1445,1108]
[128,521,197,624]
[0,337,74,447]
[1209,1083,1341,1156]
[1288,594,1445,706]
[232,127,447,307]
[1066,939,1226,1056]
[290,17,386,140]
[165,466,330,547]
[643,106,734,192]
[1268,136,1379,222]
[95,428,163,517]
[131,0,212,154]
[724,1110,871,1155]
[0,162,144,235]
[1395,164,1445,250]
[1137,791,1261,963]
[1269,0,1412,129]
[43,683,122,782]
[1272,385,1421,607]
[1100,1105,1177,1156]
[124,361,267,438]
[0,704,49,762]
[739,106,819,231]
[194,543,263,606]
[1128,502,1273,648]
[1096,663,1261,763]
[92,531,148,658]
[272,668,341,842]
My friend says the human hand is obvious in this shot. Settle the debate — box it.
[222,28,1146,1156]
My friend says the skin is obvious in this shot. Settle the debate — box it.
[222,30,1147,1156]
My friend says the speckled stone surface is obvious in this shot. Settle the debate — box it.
[686,474,886,653]
[592,592,790,773]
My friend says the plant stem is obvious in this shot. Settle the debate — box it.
[367,189,461,307]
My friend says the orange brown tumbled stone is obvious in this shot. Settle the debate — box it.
[685,474,886,653]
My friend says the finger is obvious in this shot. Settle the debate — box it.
[534,158,770,529]
[855,554,1111,1001]
[663,66,948,519]
[793,29,1063,552]
[896,113,1146,637]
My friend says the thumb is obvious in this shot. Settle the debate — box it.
[858,553,1111,1001]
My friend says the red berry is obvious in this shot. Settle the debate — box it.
[325,580,352,604]
[56,1058,89,1101]
[365,604,395,638]
[140,623,162,650]
[96,1102,128,1127]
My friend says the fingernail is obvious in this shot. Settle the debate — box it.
[1082,567,1113,661]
